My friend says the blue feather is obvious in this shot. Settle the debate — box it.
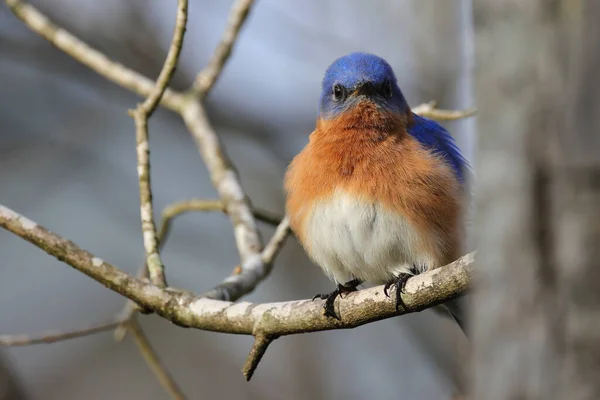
[408,114,469,183]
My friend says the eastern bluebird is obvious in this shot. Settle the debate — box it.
[284,52,469,328]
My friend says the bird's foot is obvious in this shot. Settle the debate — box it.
[384,268,418,311]
[313,279,362,320]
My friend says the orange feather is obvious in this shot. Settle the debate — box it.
[285,101,463,270]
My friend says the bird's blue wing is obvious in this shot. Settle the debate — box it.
[408,113,470,184]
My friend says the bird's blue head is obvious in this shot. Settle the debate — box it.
[319,52,409,120]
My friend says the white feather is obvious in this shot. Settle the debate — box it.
[304,190,439,285]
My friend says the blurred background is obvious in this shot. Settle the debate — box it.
[0,0,475,399]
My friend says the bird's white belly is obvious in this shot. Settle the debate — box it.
[304,190,437,285]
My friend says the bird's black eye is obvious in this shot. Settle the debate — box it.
[383,79,393,98]
[333,83,346,101]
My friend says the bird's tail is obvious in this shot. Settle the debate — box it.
[441,296,468,337]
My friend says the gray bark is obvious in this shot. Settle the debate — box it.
[473,1,600,399]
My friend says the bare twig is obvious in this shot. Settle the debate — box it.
[0,204,473,378]
[158,199,283,245]
[261,216,291,265]
[127,318,186,400]
[242,334,276,381]
[132,113,168,287]
[0,319,121,346]
[138,0,188,116]
[191,0,255,97]
[412,100,477,121]
[130,0,188,287]
[4,0,185,112]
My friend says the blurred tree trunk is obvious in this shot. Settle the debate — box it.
[473,1,600,399]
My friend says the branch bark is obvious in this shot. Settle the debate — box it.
[130,0,188,287]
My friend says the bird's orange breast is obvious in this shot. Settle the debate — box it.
[285,105,463,267]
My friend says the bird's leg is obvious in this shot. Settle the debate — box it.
[313,279,362,319]
[384,265,420,311]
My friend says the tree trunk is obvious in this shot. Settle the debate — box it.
[472,1,600,399]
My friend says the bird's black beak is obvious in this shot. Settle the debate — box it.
[354,81,377,97]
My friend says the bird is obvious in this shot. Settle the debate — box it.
[284,52,470,330]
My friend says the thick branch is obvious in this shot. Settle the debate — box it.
[130,0,188,287]
[0,204,472,335]
[191,0,255,97]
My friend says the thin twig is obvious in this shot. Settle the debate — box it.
[158,199,282,244]
[132,114,168,287]
[242,334,276,381]
[4,0,185,112]
[261,216,291,264]
[412,100,477,121]
[138,0,188,116]
[0,319,121,346]
[130,0,188,287]
[127,318,187,400]
[191,0,255,97]
[0,204,473,379]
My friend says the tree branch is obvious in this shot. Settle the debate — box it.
[0,319,121,346]
[0,203,473,378]
[157,199,282,246]
[260,216,291,264]
[412,101,477,121]
[242,333,276,381]
[130,0,188,287]
[190,0,255,97]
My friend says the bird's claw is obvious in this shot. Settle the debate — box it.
[384,273,412,311]
[312,279,362,319]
